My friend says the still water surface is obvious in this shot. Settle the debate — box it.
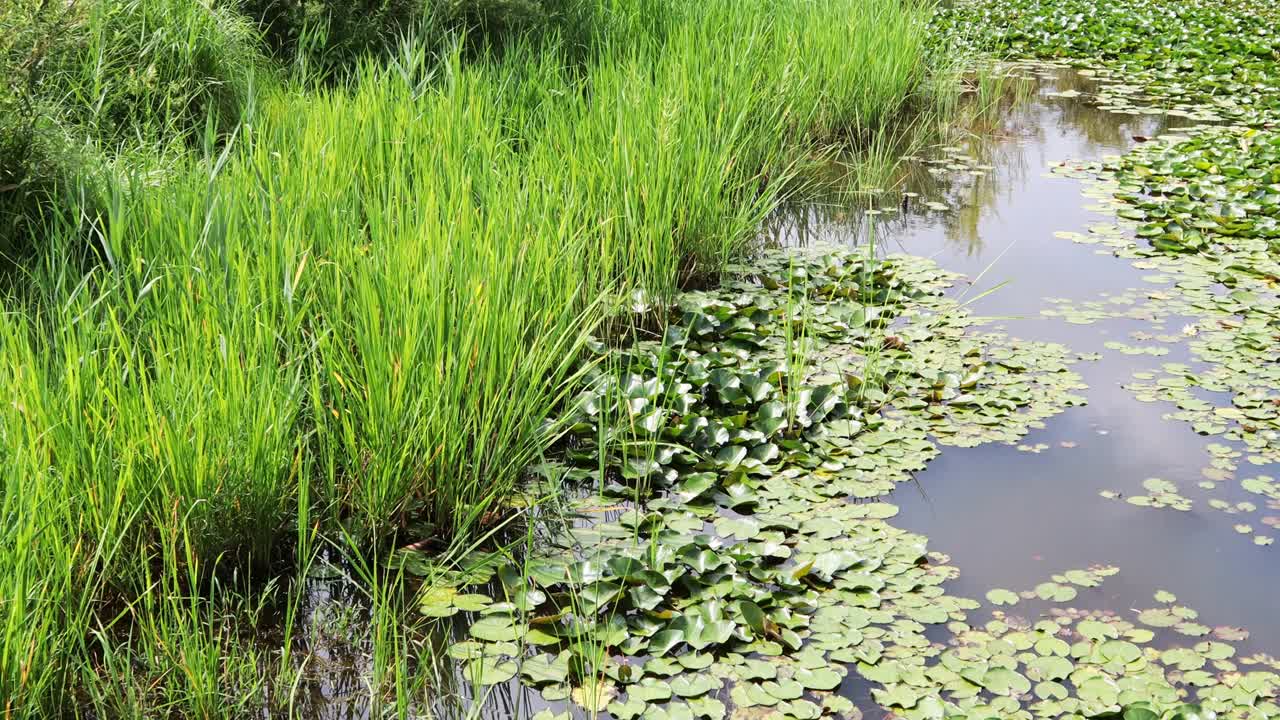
[775,66,1279,655]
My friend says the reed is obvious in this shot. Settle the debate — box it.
[0,0,939,713]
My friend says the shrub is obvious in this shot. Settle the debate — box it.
[0,0,265,261]
[232,0,625,74]
[232,0,425,69]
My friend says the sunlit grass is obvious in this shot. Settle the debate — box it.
[0,0,940,714]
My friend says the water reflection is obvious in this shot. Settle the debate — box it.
[768,64,1280,659]
[769,65,1202,269]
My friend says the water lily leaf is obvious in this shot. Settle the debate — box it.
[738,600,769,637]
[567,560,605,584]
[1062,569,1101,587]
[630,585,666,611]
[608,697,646,720]
[470,616,522,642]
[1100,639,1142,664]
[1028,654,1073,681]
[1213,626,1248,641]
[824,695,856,716]
[580,581,622,612]
[645,657,681,677]
[761,679,804,702]
[670,610,735,650]
[1168,703,1216,720]
[526,627,561,646]
[1124,706,1160,720]
[795,666,842,691]
[541,683,570,702]
[670,674,720,698]
[858,661,900,685]
[650,701,695,720]
[453,593,492,612]
[872,683,919,708]
[1078,675,1119,705]
[465,656,517,686]
[714,445,748,470]
[981,667,1030,695]
[675,473,717,502]
[985,588,1019,606]
[778,699,823,719]
[714,516,760,540]
[629,679,674,704]
[810,550,860,581]
[448,641,485,661]
[572,680,617,712]
[1035,582,1077,602]
[1036,680,1069,700]
[1137,608,1180,628]
[738,658,778,681]
[1161,647,1205,671]
[521,652,571,686]
[648,629,684,656]
[680,547,724,573]
[687,696,727,720]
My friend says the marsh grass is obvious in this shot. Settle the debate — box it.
[0,0,264,264]
[0,0,943,714]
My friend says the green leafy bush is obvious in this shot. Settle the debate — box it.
[0,0,264,260]
[233,0,631,73]
[233,0,425,67]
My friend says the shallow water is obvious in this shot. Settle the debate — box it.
[773,66,1280,655]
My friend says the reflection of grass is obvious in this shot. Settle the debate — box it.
[960,63,1039,128]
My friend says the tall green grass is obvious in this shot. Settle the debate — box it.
[0,0,937,714]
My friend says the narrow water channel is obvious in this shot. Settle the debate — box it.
[774,66,1280,654]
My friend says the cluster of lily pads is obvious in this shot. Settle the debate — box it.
[1104,128,1279,470]
[933,0,1280,125]
[402,245,1280,719]
[916,576,1280,719]
[1099,479,1192,513]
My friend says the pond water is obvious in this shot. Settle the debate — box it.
[775,65,1280,654]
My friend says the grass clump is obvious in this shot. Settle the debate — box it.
[0,0,942,714]
[236,0,634,75]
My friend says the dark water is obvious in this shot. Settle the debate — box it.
[775,66,1280,653]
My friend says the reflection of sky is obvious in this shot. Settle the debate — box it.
[773,70,1280,654]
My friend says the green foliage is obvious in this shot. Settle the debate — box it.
[0,2,71,260]
[933,0,1280,124]
[234,0,647,73]
[0,0,265,260]
[233,0,425,67]
[6,0,262,145]
[0,0,938,714]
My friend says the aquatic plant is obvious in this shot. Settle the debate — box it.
[409,247,1279,719]
[933,0,1280,125]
